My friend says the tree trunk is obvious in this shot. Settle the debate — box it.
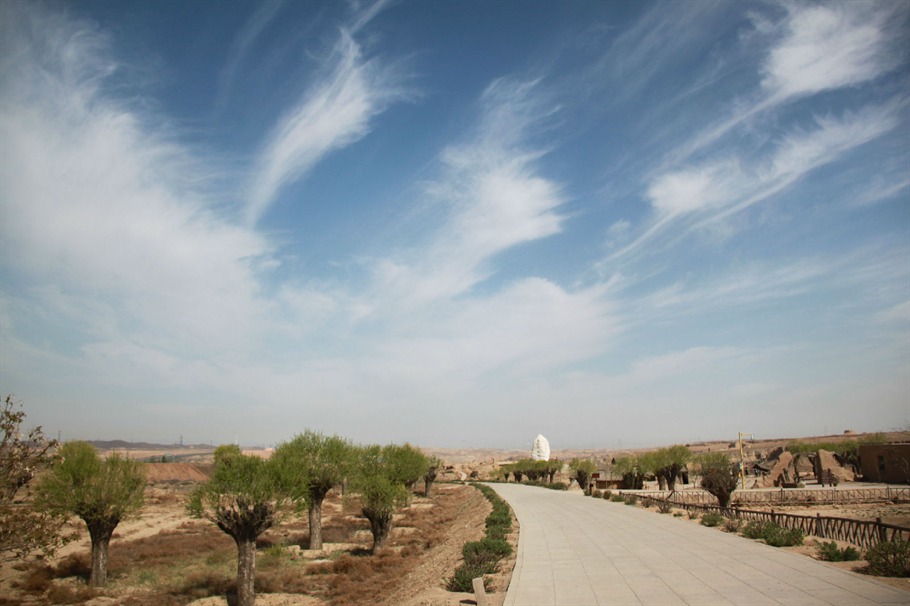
[87,521,116,588]
[88,529,112,587]
[657,475,668,491]
[424,477,433,498]
[236,538,256,606]
[365,511,392,552]
[309,497,324,550]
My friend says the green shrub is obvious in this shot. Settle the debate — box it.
[722,518,742,533]
[816,541,861,562]
[592,490,603,498]
[610,494,624,502]
[743,520,803,546]
[687,511,700,520]
[864,540,910,577]
[656,501,673,514]
[603,490,612,499]
[546,482,568,490]
[742,520,770,539]
[700,512,723,527]
[673,512,684,517]
[447,563,492,592]
[623,495,638,506]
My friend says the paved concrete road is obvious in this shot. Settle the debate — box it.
[488,483,909,606]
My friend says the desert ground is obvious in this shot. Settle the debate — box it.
[2,430,908,605]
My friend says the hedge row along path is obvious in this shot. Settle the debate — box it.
[488,483,909,606]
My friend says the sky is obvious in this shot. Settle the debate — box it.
[0,0,908,451]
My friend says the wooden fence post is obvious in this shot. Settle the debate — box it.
[815,513,821,538]
[876,517,886,543]
[771,508,776,524]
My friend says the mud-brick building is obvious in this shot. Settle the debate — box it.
[858,444,910,484]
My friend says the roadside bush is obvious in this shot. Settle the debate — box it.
[657,501,673,514]
[722,518,742,533]
[742,520,803,547]
[546,482,567,491]
[448,485,514,592]
[623,495,638,506]
[673,512,684,517]
[816,541,861,562]
[592,490,603,499]
[603,490,612,499]
[700,513,723,527]
[610,494,624,502]
[863,540,910,577]
[687,511,700,520]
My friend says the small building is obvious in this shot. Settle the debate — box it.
[858,444,910,484]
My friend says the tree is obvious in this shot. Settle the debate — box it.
[272,431,353,550]
[614,456,644,489]
[36,441,146,587]
[569,458,596,493]
[0,395,73,562]
[697,452,738,507]
[653,446,691,492]
[424,456,442,497]
[351,444,410,551]
[385,443,429,490]
[188,447,301,606]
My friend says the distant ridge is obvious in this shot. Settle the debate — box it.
[88,440,215,450]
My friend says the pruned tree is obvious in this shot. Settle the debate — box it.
[424,456,442,497]
[351,444,410,551]
[697,452,738,507]
[569,458,596,493]
[272,431,352,549]
[0,395,73,562]
[188,446,302,606]
[653,445,691,492]
[384,443,429,491]
[614,456,644,489]
[36,441,146,587]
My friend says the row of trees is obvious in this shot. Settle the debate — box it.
[499,458,562,483]
[611,445,693,491]
[1,398,438,606]
[189,434,436,606]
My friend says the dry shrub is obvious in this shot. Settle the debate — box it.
[55,553,91,579]
[109,527,233,570]
[13,564,55,593]
[45,583,96,604]
[257,567,312,594]
[175,568,235,600]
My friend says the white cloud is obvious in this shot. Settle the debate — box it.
[368,78,566,305]
[0,3,271,354]
[762,3,895,101]
[245,31,407,225]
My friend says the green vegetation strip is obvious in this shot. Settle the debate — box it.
[447,484,514,592]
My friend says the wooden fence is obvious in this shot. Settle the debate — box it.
[631,494,910,550]
[627,486,910,506]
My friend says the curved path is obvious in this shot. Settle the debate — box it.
[488,483,908,606]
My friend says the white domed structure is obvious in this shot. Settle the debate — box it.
[531,434,550,461]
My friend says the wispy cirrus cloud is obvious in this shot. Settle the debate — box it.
[245,30,409,225]
[0,2,271,354]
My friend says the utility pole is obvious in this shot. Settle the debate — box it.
[738,432,754,488]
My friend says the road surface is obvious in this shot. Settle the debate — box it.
[488,483,908,605]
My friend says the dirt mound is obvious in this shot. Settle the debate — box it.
[144,462,209,483]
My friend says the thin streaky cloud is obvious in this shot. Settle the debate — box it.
[214,0,286,115]
[245,30,407,225]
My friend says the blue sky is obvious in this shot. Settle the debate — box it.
[1,0,908,450]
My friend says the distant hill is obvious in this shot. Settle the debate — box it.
[88,440,215,450]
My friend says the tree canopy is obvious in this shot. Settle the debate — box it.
[0,395,73,562]
[36,441,146,586]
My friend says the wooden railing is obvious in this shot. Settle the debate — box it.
[630,494,910,549]
[627,486,910,506]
